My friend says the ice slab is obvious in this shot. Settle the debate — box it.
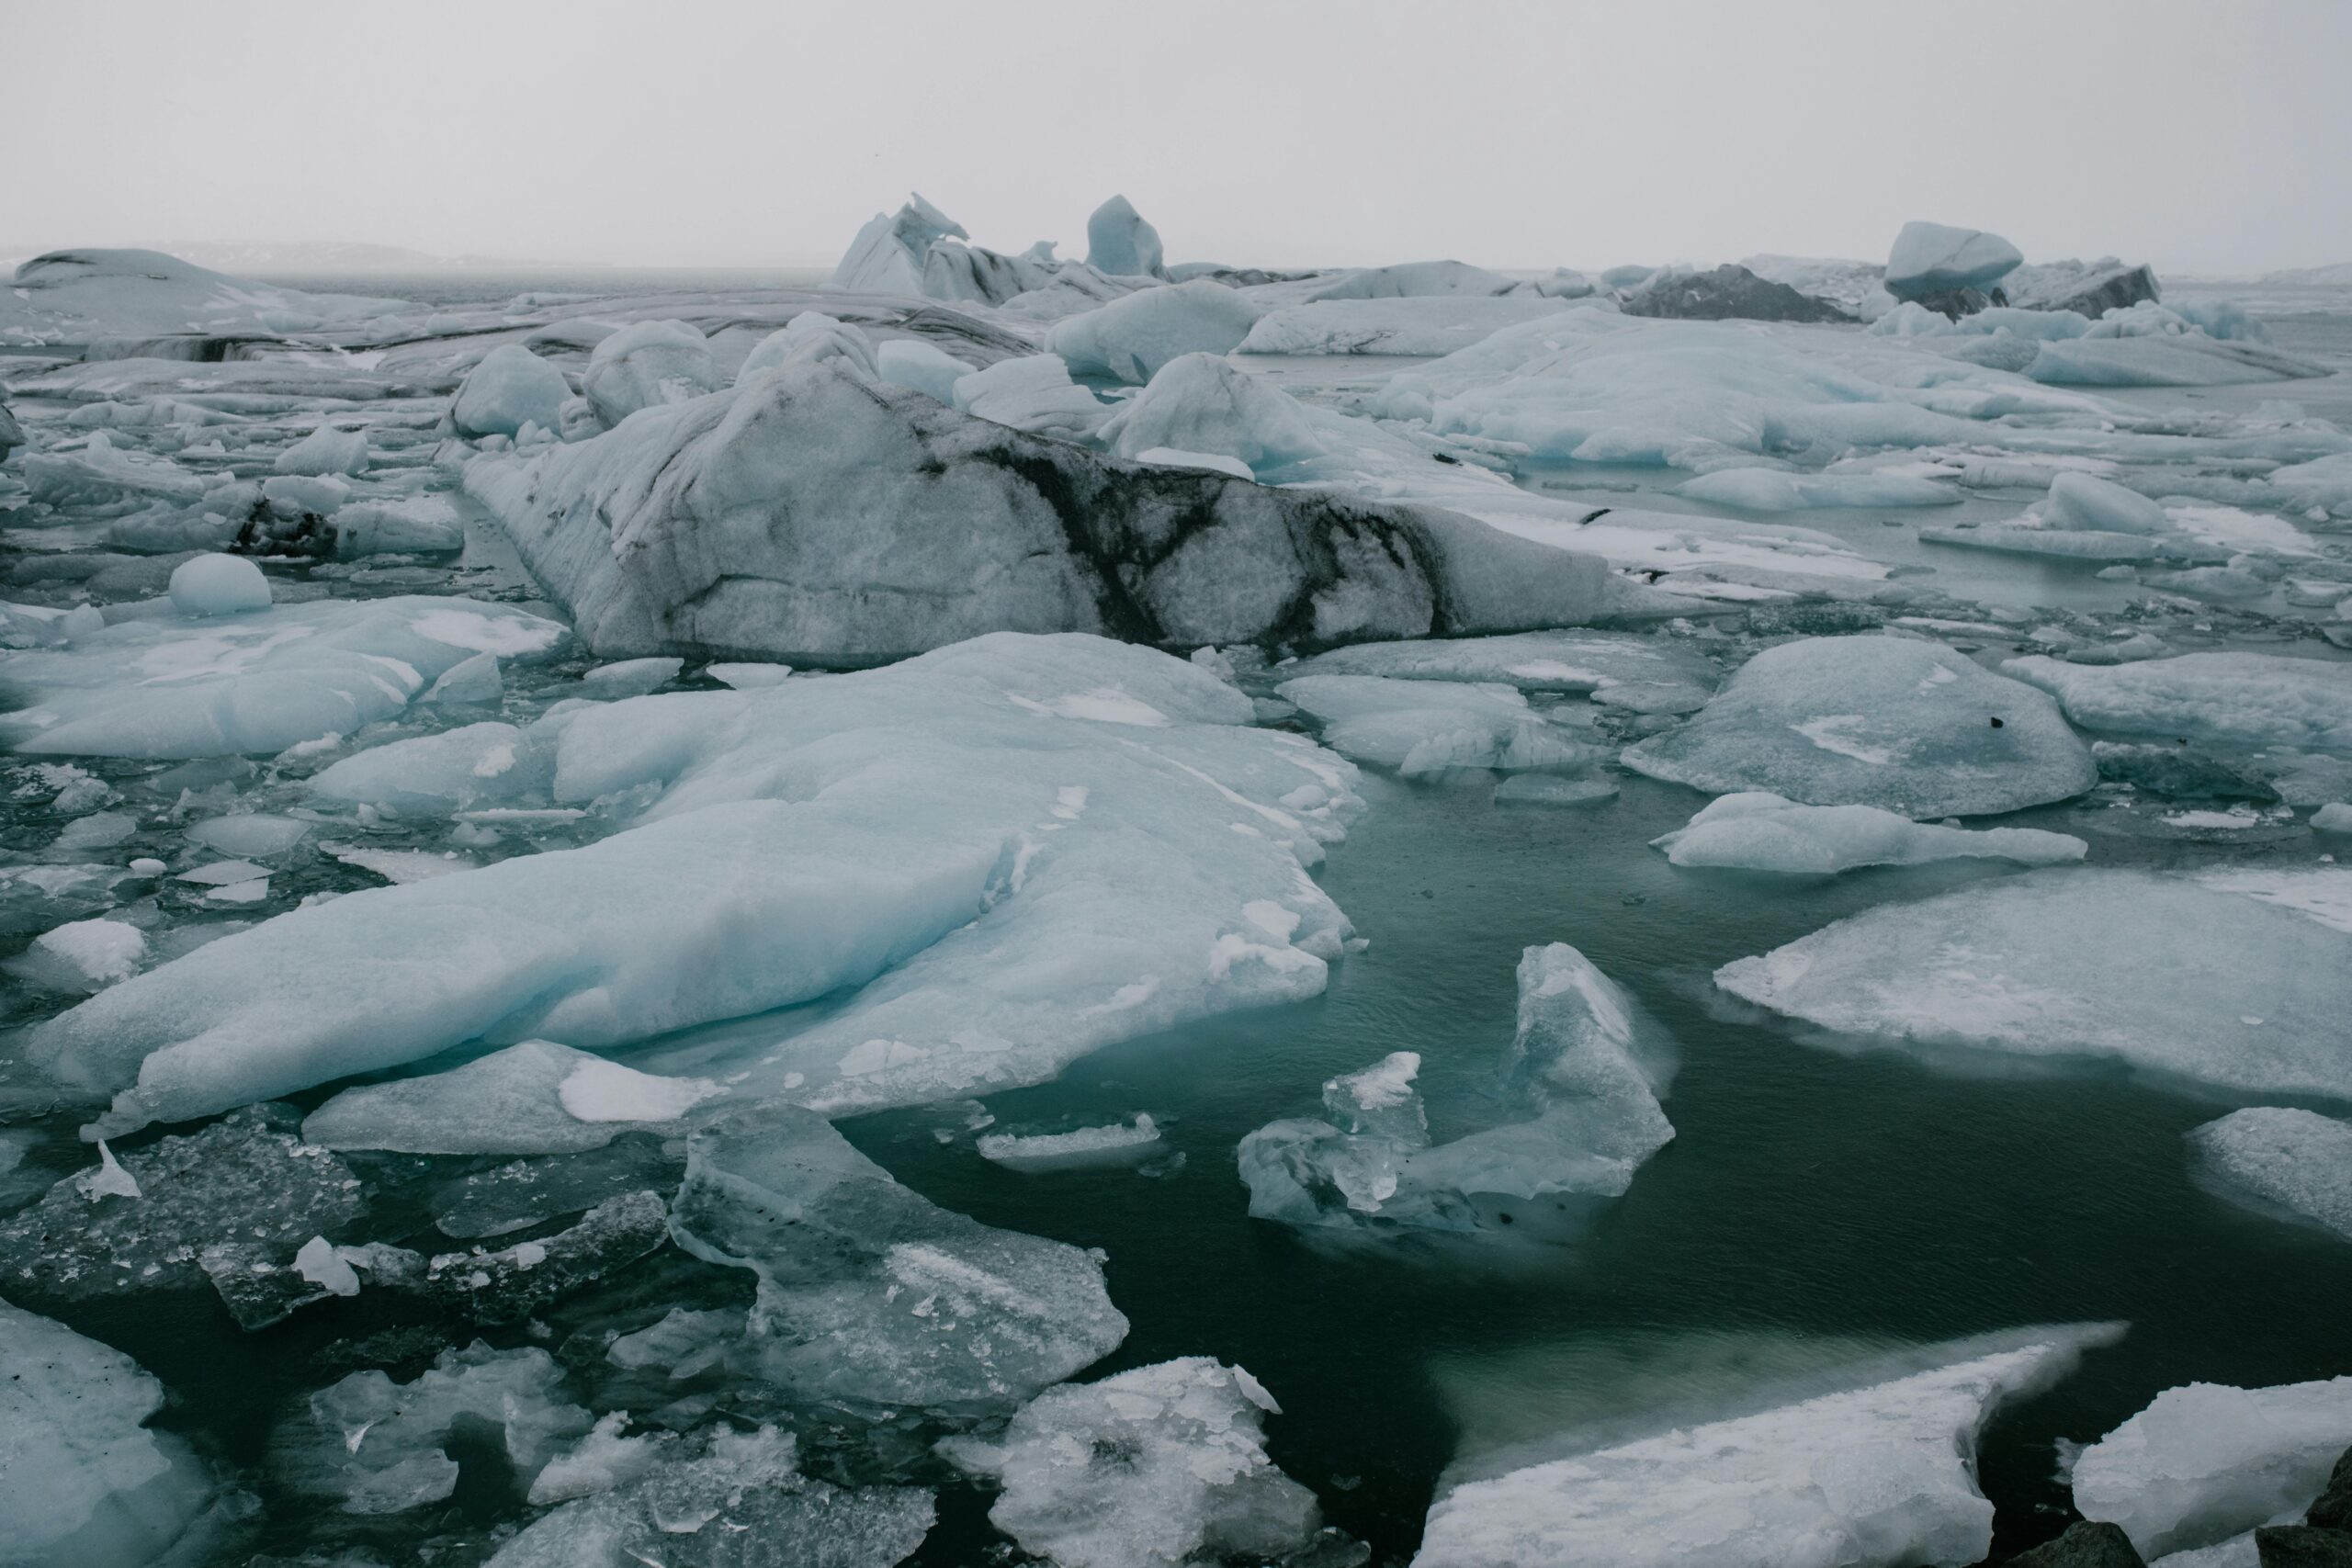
[668,1106,1128,1404]
[2004,653,2352,755]
[0,594,567,759]
[304,1039,721,1155]
[2187,1107,2352,1243]
[1652,792,2086,874]
[0,1299,230,1567]
[1884,221,2022,299]
[1416,1326,2112,1568]
[465,356,1633,660]
[1715,868,2352,1099]
[1046,279,1261,383]
[1097,352,1326,471]
[946,1358,1327,1568]
[1277,673,1604,777]
[2073,1377,2352,1556]
[1625,636,2096,818]
[36,634,1369,1132]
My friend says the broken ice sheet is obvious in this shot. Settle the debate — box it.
[304,1039,722,1156]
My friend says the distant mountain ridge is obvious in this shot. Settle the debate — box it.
[0,241,562,273]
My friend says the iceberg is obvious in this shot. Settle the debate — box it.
[1883,221,2023,301]
[668,1106,1129,1404]
[1085,193,1166,277]
[465,357,1633,661]
[1239,943,1673,1233]
[1097,352,1326,470]
[1714,868,2352,1098]
[828,191,967,296]
[1623,636,2097,818]
[581,319,722,427]
[2003,653,2352,755]
[2187,1107,2352,1242]
[950,351,1113,437]
[486,1423,934,1568]
[1416,1326,2112,1568]
[1046,279,1261,383]
[452,343,574,439]
[1305,260,1521,299]
[2007,257,2163,317]
[1619,264,1855,323]
[1,247,407,349]
[978,1114,1161,1164]
[0,1299,232,1567]
[0,592,567,758]
[1276,673,1604,777]
[1651,792,2086,874]
[2072,1378,2352,1556]
[946,1358,1329,1568]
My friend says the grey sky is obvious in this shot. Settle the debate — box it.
[8,0,2349,275]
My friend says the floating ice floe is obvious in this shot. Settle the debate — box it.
[2004,652,2352,755]
[1046,279,1261,383]
[978,1114,1161,1165]
[1715,867,2352,1099]
[0,587,567,759]
[1415,1325,2115,1568]
[668,1106,1128,1404]
[1651,792,2086,874]
[1240,943,1673,1233]
[2187,1107,2352,1242]
[0,1298,235,1567]
[2071,1376,2352,1556]
[1276,673,1606,777]
[465,356,1636,660]
[4,915,149,992]
[944,1358,1331,1568]
[1623,636,2096,818]
[303,1038,723,1154]
[487,1423,936,1568]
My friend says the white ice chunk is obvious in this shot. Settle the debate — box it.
[1716,868,2352,1098]
[453,344,572,439]
[2187,1107,2352,1243]
[1652,792,2086,874]
[1625,636,2095,818]
[581,319,720,427]
[13,917,148,989]
[1278,674,1603,778]
[168,553,271,617]
[947,1358,1325,1568]
[2005,652,2352,755]
[978,1114,1160,1165]
[1098,352,1325,471]
[874,335,974,402]
[581,656,683,696]
[274,424,368,477]
[2045,470,2169,535]
[1884,220,2022,299]
[1047,279,1261,384]
[303,1038,720,1155]
[2072,1377,2352,1555]
[951,352,1113,437]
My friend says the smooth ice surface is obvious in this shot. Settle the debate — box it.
[947,1358,1325,1568]
[1240,943,1674,1231]
[0,594,566,759]
[1715,868,2352,1099]
[581,319,721,427]
[0,1299,225,1568]
[1624,637,2096,818]
[1884,221,2023,299]
[1277,673,1603,777]
[1046,280,1260,383]
[2187,1108,2352,1243]
[875,335,975,402]
[668,1107,1128,1404]
[2072,1377,2352,1555]
[488,1424,935,1568]
[1085,194,1164,278]
[2004,653,2352,755]
[168,553,271,616]
[453,344,572,439]
[1652,792,2086,874]
[303,1039,721,1155]
[1416,1327,2109,1568]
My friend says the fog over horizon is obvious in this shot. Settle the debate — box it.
[7,0,2352,277]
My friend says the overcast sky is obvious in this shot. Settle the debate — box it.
[9,0,2349,275]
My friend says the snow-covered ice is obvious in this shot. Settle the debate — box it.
[2187,1107,2352,1242]
[2072,1377,2352,1555]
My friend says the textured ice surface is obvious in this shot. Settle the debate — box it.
[874,335,974,402]
[1715,868,2352,1098]
[414,1188,671,1323]
[978,1114,1160,1164]
[1415,1327,2110,1568]
[304,1039,721,1154]
[0,593,567,758]
[0,1299,229,1567]
[1097,352,1325,470]
[453,344,572,439]
[1239,296,1570,355]
[1676,468,1960,511]
[273,1340,592,1515]
[1046,279,1260,383]
[34,635,1370,1131]
[737,311,877,384]
[2072,1377,2352,1555]
[488,1423,935,1568]
[467,357,1629,660]
[2187,1108,2352,1242]
[1277,673,1604,777]
[1624,637,2095,818]
[0,1104,366,1303]
[306,716,553,813]
[1652,792,2086,874]
[950,352,1112,437]
[828,192,967,295]
[947,1358,1326,1568]
[668,1106,1127,1404]
[1240,944,1673,1232]
[1884,221,2023,299]
[2004,653,2352,755]
[582,319,722,427]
